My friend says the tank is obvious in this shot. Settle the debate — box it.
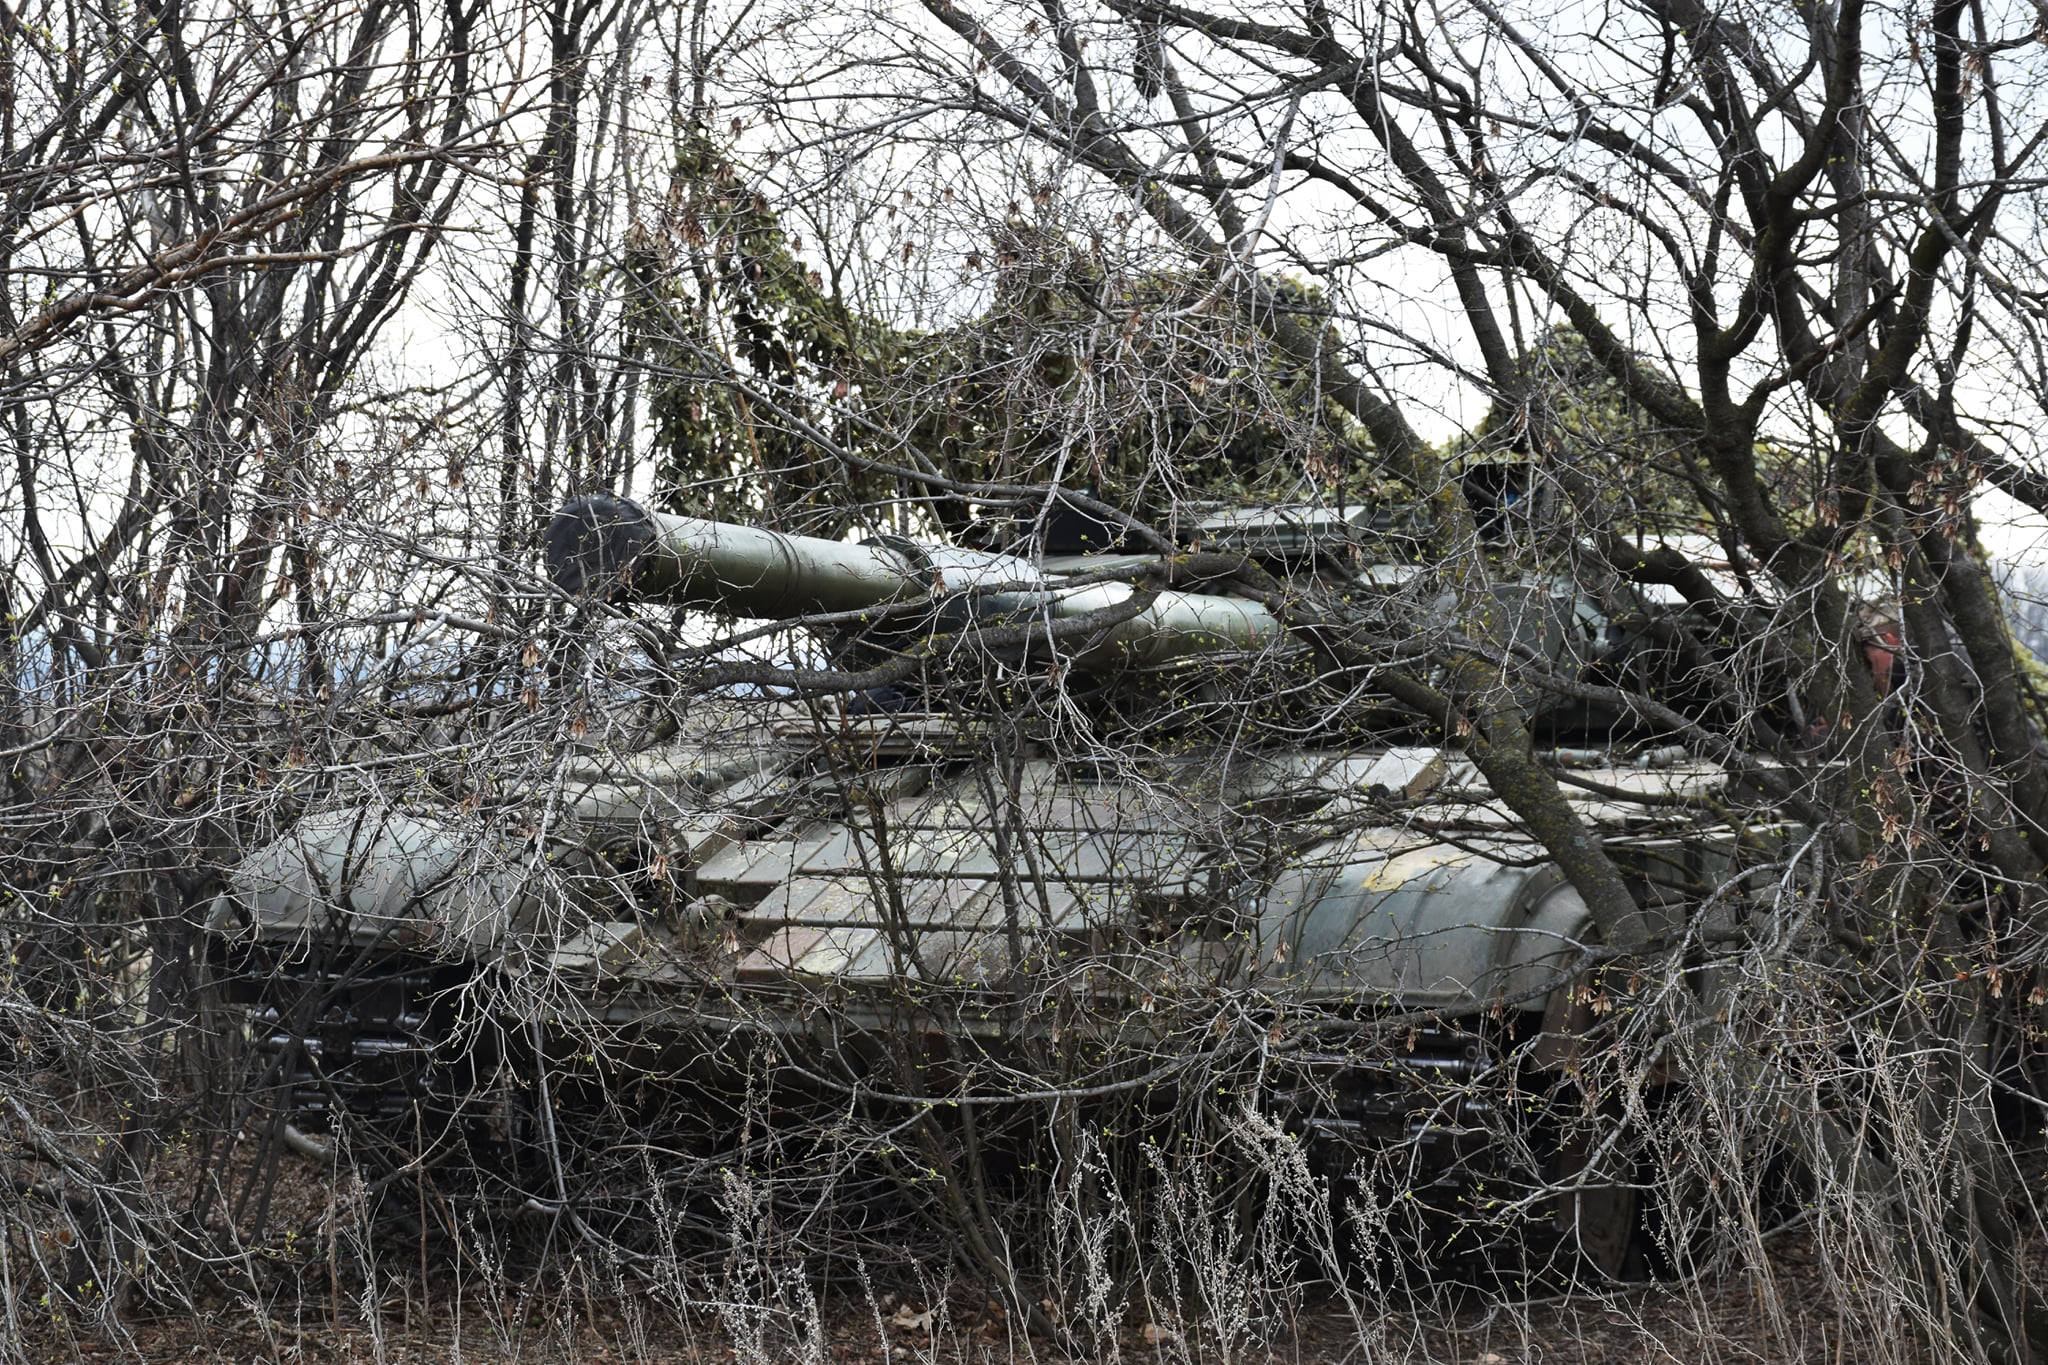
[207,492,1745,1280]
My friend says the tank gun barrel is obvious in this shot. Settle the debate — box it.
[548,493,991,616]
[546,494,1283,669]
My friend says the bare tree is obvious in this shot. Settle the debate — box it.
[0,0,510,1329]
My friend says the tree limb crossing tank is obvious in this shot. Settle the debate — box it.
[546,493,1285,670]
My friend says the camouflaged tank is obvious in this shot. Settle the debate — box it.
[208,494,1744,1276]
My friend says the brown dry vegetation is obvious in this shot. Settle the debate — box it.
[23,1236,1879,1365]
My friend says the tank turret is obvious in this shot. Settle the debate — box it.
[547,492,1639,723]
[546,492,1282,670]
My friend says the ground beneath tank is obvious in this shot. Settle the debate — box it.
[33,1233,1911,1364]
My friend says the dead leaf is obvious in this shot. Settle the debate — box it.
[888,1304,934,1332]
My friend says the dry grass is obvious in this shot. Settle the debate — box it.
[25,1231,1894,1365]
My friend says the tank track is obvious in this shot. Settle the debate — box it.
[225,947,480,1143]
[225,949,1644,1278]
[1279,1023,1648,1284]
